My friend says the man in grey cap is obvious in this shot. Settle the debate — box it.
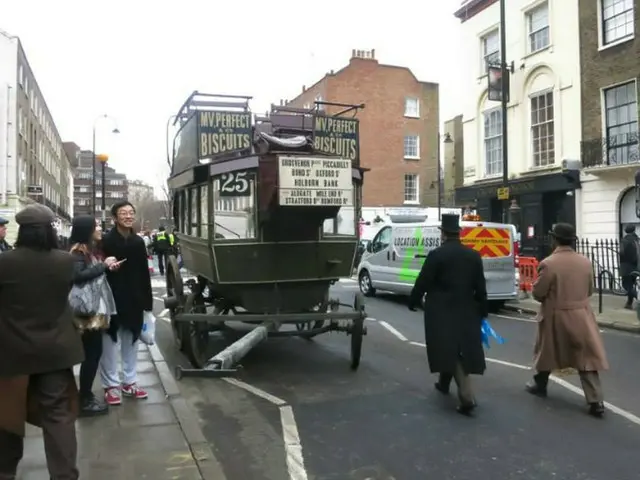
[0,216,12,253]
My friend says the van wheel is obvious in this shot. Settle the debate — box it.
[359,270,376,297]
[488,300,505,313]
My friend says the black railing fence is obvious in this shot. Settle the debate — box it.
[528,236,625,295]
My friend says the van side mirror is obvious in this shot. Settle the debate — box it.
[366,242,373,253]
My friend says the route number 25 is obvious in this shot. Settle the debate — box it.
[219,171,251,197]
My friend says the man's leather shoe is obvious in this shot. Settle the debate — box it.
[456,402,476,416]
[588,402,605,417]
[434,382,450,395]
[525,381,548,397]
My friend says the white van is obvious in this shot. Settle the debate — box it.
[356,218,519,312]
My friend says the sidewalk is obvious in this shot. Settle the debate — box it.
[17,344,226,480]
[505,293,640,333]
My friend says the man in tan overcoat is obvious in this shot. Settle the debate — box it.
[525,222,609,417]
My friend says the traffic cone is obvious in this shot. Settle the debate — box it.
[148,255,155,275]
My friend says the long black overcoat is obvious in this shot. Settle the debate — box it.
[102,228,153,341]
[409,238,489,375]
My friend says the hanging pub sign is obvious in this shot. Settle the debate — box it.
[278,155,353,207]
[313,116,359,163]
[198,110,252,160]
[488,65,509,103]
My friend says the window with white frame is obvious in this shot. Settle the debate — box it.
[601,0,635,46]
[531,91,555,167]
[404,174,419,204]
[484,109,503,176]
[405,97,419,117]
[404,135,420,159]
[527,2,550,53]
[481,30,500,72]
[603,81,638,165]
[315,95,324,110]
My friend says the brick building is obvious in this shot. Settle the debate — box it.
[578,0,639,238]
[0,30,74,239]
[63,143,128,220]
[285,49,439,207]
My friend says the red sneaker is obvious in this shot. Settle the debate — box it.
[104,387,122,406]
[122,383,148,400]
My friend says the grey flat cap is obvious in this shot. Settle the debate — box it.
[15,204,55,226]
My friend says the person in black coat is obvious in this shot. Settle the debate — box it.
[619,224,640,309]
[70,215,118,416]
[408,214,489,415]
[98,201,153,405]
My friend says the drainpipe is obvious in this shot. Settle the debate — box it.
[3,84,11,205]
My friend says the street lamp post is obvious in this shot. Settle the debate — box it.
[97,154,109,230]
[91,114,119,218]
[499,0,510,222]
[437,132,454,220]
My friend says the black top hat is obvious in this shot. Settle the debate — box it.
[549,222,576,241]
[439,213,461,233]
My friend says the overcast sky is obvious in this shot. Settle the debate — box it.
[3,0,465,197]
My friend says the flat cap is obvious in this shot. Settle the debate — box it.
[15,204,55,226]
[0,217,8,226]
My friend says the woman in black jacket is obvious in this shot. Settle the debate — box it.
[70,215,118,416]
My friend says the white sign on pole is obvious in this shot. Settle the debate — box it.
[278,156,353,207]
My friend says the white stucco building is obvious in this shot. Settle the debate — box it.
[453,0,582,254]
[0,29,73,241]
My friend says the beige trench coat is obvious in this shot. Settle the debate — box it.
[532,246,609,372]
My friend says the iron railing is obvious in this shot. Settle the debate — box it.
[529,236,625,294]
[581,132,639,168]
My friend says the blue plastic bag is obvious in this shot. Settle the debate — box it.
[481,318,505,348]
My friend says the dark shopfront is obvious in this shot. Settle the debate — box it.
[455,171,580,258]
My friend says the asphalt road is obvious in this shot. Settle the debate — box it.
[151,276,640,480]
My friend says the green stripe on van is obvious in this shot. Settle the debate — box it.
[398,227,424,282]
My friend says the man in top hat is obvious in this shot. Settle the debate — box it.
[0,217,12,253]
[408,213,488,415]
[526,222,608,417]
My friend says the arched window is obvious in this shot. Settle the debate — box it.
[619,187,640,237]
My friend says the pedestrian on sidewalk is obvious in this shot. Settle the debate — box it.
[70,216,120,417]
[408,213,488,416]
[0,217,12,253]
[526,223,609,417]
[0,204,83,479]
[151,225,175,276]
[100,201,153,406]
[619,224,640,310]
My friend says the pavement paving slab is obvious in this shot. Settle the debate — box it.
[17,344,227,480]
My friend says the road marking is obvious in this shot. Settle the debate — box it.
[378,320,408,341]
[223,378,308,480]
[153,296,164,303]
[492,313,537,323]
[281,405,308,480]
[485,357,530,370]
[366,317,377,322]
[159,309,169,318]
[409,341,425,348]
[223,378,287,406]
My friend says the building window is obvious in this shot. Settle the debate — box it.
[404,174,419,204]
[405,98,420,117]
[601,0,635,46]
[603,81,638,165]
[527,2,550,53]
[531,91,555,167]
[404,135,420,159]
[483,109,503,176]
[315,95,324,110]
[481,29,500,73]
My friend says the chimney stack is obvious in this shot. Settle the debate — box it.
[302,85,306,92]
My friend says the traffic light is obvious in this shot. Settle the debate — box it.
[488,65,510,103]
